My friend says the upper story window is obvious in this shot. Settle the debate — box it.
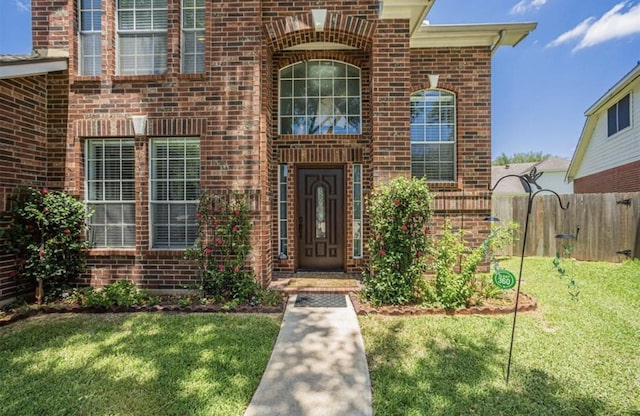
[410,89,456,182]
[181,0,205,73]
[279,60,361,135]
[78,0,102,76]
[607,93,631,137]
[117,0,168,75]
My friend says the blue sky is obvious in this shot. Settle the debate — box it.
[1,0,639,160]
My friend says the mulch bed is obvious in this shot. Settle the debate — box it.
[1,291,538,328]
[350,291,537,316]
[0,301,286,328]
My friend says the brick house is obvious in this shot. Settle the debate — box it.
[566,63,640,193]
[0,0,535,303]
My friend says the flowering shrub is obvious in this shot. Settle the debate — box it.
[1,186,91,301]
[186,191,265,304]
[362,177,432,305]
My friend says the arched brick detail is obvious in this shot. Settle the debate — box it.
[264,12,376,52]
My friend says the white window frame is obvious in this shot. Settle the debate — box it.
[116,0,168,75]
[278,60,362,135]
[78,0,102,76]
[352,164,363,258]
[607,93,631,137]
[85,138,136,248]
[149,137,200,249]
[278,164,288,258]
[410,89,457,182]
[181,0,205,74]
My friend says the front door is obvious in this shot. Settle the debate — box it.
[297,168,344,271]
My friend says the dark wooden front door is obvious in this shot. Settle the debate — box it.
[297,168,344,271]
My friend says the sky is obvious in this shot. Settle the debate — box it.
[1,0,640,160]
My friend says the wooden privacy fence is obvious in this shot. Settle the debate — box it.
[492,192,640,262]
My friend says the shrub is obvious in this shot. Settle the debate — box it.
[1,187,91,302]
[185,191,264,304]
[362,177,432,306]
[81,280,148,308]
[429,220,518,309]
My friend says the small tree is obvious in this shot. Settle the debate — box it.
[362,177,432,305]
[2,187,91,302]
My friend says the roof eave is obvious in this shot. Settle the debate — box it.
[410,22,537,48]
[585,63,640,116]
[378,0,436,36]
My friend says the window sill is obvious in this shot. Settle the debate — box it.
[427,182,459,191]
[88,249,136,257]
[112,74,168,82]
[73,75,101,83]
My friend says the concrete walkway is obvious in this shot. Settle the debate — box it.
[244,294,373,416]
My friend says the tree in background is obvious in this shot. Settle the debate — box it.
[493,151,553,166]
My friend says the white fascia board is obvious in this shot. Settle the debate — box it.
[378,0,435,36]
[0,59,68,79]
[410,22,537,48]
[584,64,640,116]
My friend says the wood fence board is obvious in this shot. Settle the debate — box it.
[491,192,640,262]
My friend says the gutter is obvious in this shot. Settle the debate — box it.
[490,29,505,56]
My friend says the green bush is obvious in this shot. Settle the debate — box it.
[186,191,265,304]
[362,177,432,306]
[429,220,518,309]
[1,187,91,301]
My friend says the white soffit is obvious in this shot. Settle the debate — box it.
[379,0,436,36]
[411,22,537,49]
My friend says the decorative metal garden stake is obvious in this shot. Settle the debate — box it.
[489,167,570,384]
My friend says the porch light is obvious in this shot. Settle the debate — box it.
[130,115,147,137]
[311,9,327,32]
[428,74,439,89]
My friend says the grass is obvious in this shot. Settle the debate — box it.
[360,257,640,416]
[0,313,281,416]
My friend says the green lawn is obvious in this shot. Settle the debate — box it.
[0,313,281,416]
[360,257,640,416]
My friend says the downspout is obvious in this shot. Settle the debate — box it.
[490,29,506,56]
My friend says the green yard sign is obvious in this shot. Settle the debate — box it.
[493,269,517,290]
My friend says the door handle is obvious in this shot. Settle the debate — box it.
[298,216,303,239]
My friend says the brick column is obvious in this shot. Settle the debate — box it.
[370,19,411,186]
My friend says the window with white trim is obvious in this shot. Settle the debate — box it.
[410,89,456,181]
[607,93,631,137]
[117,0,167,75]
[181,0,205,73]
[150,137,200,248]
[279,60,361,135]
[78,0,102,76]
[352,164,363,258]
[86,139,135,248]
[278,165,288,258]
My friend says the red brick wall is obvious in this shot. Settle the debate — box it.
[23,0,494,289]
[574,160,640,193]
[0,75,50,303]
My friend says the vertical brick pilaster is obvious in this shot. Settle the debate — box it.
[370,19,411,186]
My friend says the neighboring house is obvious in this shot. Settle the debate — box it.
[491,157,573,194]
[567,63,640,193]
[0,0,535,302]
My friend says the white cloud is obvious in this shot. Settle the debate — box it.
[547,1,640,51]
[15,0,30,13]
[546,17,594,48]
[510,0,548,15]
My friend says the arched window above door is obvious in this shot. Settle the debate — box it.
[279,60,361,135]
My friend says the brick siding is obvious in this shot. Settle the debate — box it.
[0,0,495,300]
[574,160,640,193]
